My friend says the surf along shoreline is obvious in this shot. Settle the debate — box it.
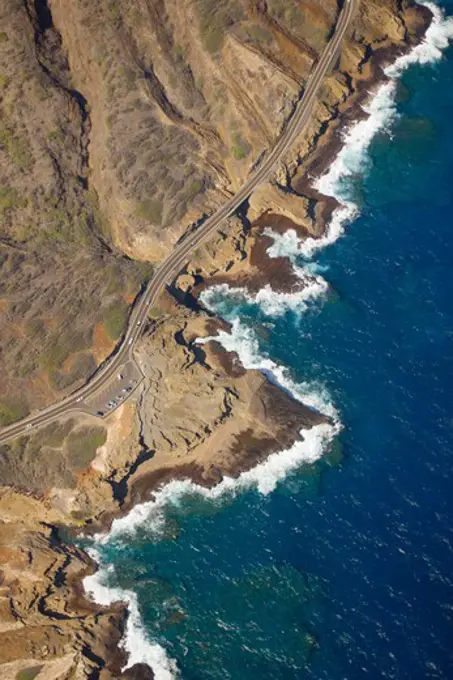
[83,1,434,537]
[189,5,433,301]
[73,4,443,678]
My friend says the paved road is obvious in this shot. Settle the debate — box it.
[0,0,357,445]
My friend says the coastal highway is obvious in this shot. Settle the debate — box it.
[0,0,357,445]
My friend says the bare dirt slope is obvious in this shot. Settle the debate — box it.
[0,0,432,677]
[0,0,427,421]
[0,0,152,422]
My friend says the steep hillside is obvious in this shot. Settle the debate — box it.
[48,0,338,260]
[0,0,152,421]
[0,0,433,677]
[0,0,428,420]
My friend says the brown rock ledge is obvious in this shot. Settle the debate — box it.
[0,292,330,679]
[0,2,434,677]
[173,2,434,300]
[107,292,331,519]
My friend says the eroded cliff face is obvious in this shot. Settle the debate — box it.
[0,0,428,413]
[0,490,127,679]
[0,0,433,677]
[124,292,329,503]
[0,294,329,678]
[47,0,428,257]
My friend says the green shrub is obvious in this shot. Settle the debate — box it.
[124,260,154,295]
[0,185,27,215]
[135,198,163,224]
[245,24,273,44]
[231,134,251,160]
[203,26,224,54]
[267,0,305,33]
[0,397,29,426]
[196,0,244,54]
[174,44,187,62]
[41,339,72,372]
[15,666,43,680]
[40,331,91,373]
[0,437,75,493]
[36,420,74,448]
[66,426,107,471]
[185,178,203,201]
[103,298,129,340]
[49,352,96,391]
[0,124,33,170]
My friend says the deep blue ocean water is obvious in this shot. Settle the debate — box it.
[87,5,453,678]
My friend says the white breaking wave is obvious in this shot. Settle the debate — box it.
[265,0,453,262]
[91,318,341,546]
[93,422,336,544]
[85,320,340,677]
[386,1,453,76]
[83,319,339,680]
[84,5,453,676]
[200,271,328,317]
[84,553,179,679]
[198,317,339,422]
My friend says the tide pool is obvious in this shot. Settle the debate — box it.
[84,3,453,678]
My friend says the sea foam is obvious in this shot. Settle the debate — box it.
[98,317,340,546]
[85,319,340,677]
[386,1,453,75]
[84,555,179,679]
[94,422,336,545]
[198,317,338,422]
[265,0,453,262]
[84,4,453,676]
[199,270,328,317]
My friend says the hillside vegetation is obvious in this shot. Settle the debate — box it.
[0,0,425,418]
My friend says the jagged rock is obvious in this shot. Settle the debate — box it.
[126,292,329,496]
[176,273,197,293]
[121,663,155,680]
[0,490,127,678]
[0,1,433,677]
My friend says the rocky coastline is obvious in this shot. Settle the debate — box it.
[178,5,432,303]
[0,2,434,678]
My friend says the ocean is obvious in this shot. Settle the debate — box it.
[83,3,453,678]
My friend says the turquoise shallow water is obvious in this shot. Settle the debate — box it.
[85,4,453,678]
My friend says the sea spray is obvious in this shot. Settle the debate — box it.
[386,1,453,75]
[92,421,337,545]
[266,79,398,262]
[198,317,339,422]
[199,271,328,318]
[84,555,179,679]
[265,0,453,263]
[82,4,453,675]
[95,318,340,545]
[84,320,340,674]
